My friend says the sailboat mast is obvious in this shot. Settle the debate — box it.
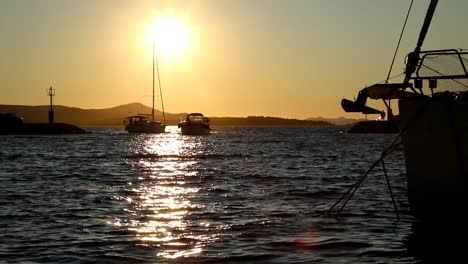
[403,0,439,86]
[154,41,166,124]
[152,41,155,122]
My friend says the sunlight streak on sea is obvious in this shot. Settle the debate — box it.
[0,126,430,263]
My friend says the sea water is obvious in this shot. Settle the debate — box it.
[0,126,437,263]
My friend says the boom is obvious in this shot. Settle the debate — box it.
[341,0,439,115]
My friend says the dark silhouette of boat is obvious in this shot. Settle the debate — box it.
[124,38,166,134]
[178,113,210,135]
[341,0,466,221]
[124,114,165,133]
[0,113,23,128]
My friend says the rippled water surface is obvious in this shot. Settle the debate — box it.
[1,126,425,263]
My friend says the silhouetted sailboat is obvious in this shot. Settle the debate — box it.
[125,41,166,133]
[341,0,467,220]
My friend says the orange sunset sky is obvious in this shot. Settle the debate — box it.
[1,0,468,118]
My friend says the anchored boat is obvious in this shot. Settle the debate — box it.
[124,39,166,134]
[124,115,165,134]
[178,113,210,135]
[341,0,467,220]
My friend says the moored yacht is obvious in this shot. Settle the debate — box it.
[124,115,165,134]
[398,49,467,219]
[124,35,166,134]
[341,0,466,220]
[178,113,210,135]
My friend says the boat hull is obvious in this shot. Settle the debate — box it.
[399,97,467,220]
[348,120,399,133]
[125,122,165,134]
[179,123,210,135]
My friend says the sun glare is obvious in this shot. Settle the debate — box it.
[147,16,191,60]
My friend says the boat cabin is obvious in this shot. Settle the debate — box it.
[124,115,151,125]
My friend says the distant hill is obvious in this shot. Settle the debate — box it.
[0,103,332,126]
[0,103,179,126]
[210,116,332,126]
[306,116,366,126]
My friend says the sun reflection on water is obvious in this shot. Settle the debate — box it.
[113,132,213,259]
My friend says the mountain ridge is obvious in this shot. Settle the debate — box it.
[306,116,366,126]
[0,103,333,126]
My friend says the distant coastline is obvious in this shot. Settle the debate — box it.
[0,103,357,127]
[209,116,331,126]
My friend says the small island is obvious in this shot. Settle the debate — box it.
[0,87,87,135]
[0,113,86,135]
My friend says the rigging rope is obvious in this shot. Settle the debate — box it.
[377,72,405,85]
[326,135,402,221]
[327,100,432,220]
[420,64,468,89]
[385,0,414,84]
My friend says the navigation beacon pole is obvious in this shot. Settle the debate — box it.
[47,86,55,126]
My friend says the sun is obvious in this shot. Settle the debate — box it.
[147,16,191,60]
